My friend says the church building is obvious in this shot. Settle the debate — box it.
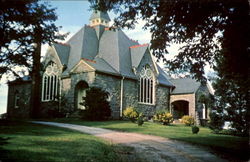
[7,10,212,124]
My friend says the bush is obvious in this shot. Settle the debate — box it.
[137,113,144,126]
[81,87,111,120]
[123,107,139,122]
[192,126,200,134]
[153,111,173,125]
[181,115,195,126]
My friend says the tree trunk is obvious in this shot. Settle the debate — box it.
[30,28,42,118]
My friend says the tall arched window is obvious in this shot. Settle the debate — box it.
[42,62,60,101]
[139,65,155,104]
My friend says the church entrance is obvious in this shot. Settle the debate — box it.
[171,100,189,119]
[75,81,89,110]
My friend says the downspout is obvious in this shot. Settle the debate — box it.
[120,77,125,117]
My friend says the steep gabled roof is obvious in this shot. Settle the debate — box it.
[66,25,99,71]
[157,65,174,87]
[130,44,148,68]
[53,43,70,66]
[170,78,201,94]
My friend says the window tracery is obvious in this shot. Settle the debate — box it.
[139,65,155,104]
[42,62,60,101]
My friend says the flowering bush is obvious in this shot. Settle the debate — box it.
[123,107,139,122]
[153,111,173,125]
[181,115,195,126]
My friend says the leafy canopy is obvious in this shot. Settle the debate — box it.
[0,0,62,80]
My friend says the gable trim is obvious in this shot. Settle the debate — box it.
[70,59,95,73]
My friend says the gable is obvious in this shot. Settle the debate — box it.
[70,60,95,74]
[137,49,159,78]
[43,46,63,70]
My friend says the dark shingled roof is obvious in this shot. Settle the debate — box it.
[90,10,111,21]
[157,65,174,87]
[50,11,174,87]
[170,78,201,94]
[53,43,70,66]
[131,45,148,68]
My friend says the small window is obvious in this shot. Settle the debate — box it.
[92,20,95,24]
[96,19,99,23]
[14,91,20,108]
[101,20,104,23]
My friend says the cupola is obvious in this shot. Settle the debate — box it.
[89,10,111,27]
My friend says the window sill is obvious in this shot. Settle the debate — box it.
[138,102,155,106]
[41,100,58,102]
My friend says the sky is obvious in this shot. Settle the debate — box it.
[0,1,185,114]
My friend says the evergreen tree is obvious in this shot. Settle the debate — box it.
[1,0,63,118]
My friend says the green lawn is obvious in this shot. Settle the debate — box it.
[49,118,249,161]
[0,120,132,162]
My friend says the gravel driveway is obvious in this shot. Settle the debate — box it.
[32,121,226,162]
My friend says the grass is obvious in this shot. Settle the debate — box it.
[0,120,135,162]
[48,118,249,161]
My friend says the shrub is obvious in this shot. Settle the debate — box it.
[192,126,200,134]
[153,111,173,125]
[137,113,144,126]
[123,107,139,122]
[181,115,195,126]
[81,87,111,120]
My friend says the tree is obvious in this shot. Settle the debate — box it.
[81,87,111,121]
[211,53,249,135]
[90,0,249,135]
[1,0,63,118]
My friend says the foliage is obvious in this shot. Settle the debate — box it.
[81,87,111,121]
[137,113,144,126]
[211,54,249,136]
[192,126,200,134]
[0,0,63,80]
[1,0,65,118]
[123,107,139,122]
[181,115,195,126]
[208,112,224,133]
[153,111,173,125]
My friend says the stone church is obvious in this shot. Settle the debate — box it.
[7,10,212,123]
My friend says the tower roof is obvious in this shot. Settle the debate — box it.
[90,10,111,21]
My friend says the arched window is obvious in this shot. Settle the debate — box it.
[42,62,60,101]
[139,65,155,104]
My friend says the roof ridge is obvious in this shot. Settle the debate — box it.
[66,26,85,43]
[130,44,149,49]
[54,42,70,46]
[82,58,96,63]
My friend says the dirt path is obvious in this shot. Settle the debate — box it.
[32,121,226,162]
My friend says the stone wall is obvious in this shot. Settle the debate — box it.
[92,73,121,118]
[122,78,171,117]
[7,81,31,118]
[170,94,196,118]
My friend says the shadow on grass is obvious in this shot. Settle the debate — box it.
[0,120,119,162]
[172,135,249,161]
